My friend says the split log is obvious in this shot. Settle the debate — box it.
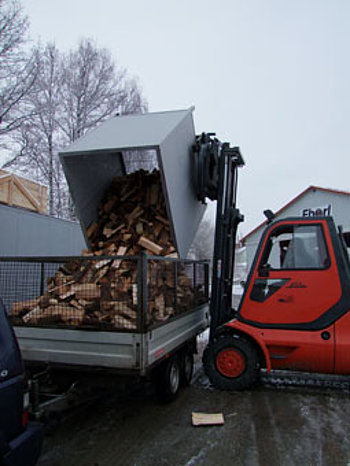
[138,236,163,255]
[72,284,100,300]
[87,221,98,239]
[111,246,128,270]
[11,298,40,315]
[22,306,42,323]
[113,314,137,330]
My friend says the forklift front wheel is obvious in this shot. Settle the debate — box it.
[203,335,259,390]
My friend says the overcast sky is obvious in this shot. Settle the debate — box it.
[24,0,350,235]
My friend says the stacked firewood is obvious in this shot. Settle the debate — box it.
[11,170,205,330]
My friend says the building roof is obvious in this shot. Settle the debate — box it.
[242,185,350,243]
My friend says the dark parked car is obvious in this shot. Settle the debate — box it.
[0,300,43,466]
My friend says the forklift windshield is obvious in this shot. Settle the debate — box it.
[260,224,330,271]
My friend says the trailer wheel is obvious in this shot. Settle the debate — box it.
[203,335,259,390]
[181,351,194,386]
[155,355,181,402]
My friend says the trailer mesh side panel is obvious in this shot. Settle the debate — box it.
[0,256,209,333]
[147,260,208,328]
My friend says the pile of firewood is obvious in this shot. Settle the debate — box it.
[85,170,176,257]
[11,170,205,330]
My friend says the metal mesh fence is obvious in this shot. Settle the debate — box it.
[147,260,208,328]
[0,255,209,333]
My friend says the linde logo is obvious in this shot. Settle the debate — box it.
[301,205,331,217]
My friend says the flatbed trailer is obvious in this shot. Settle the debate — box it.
[0,254,209,407]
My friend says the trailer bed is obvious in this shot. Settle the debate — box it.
[14,304,208,375]
[0,255,209,375]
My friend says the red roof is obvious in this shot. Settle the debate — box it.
[242,185,350,243]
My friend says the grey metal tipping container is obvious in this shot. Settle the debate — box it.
[59,108,206,258]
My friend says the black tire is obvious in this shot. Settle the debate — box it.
[203,335,259,390]
[180,351,194,387]
[155,355,181,402]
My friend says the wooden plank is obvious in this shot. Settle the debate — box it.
[71,284,100,299]
[87,221,98,239]
[47,279,76,295]
[12,175,41,212]
[103,226,120,239]
[11,298,40,315]
[165,252,178,259]
[59,290,75,300]
[154,295,165,316]
[95,259,112,270]
[153,223,163,238]
[192,412,225,426]
[0,174,13,184]
[22,306,42,323]
[132,284,138,306]
[138,236,163,255]
[135,222,143,235]
[8,177,13,205]
[113,314,137,329]
[39,305,84,325]
[120,185,138,202]
[126,206,144,225]
[149,183,159,205]
[111,246,128,269]
[118,306,137,321]
[155,215,169,226]
[0,170,47,213]
[103,196,117,213]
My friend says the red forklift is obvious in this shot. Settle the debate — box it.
[193,133,350,390]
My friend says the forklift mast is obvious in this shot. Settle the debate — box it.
[193,133,245,337]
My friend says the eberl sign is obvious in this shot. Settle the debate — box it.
[301,205,331,217]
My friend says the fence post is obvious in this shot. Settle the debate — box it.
[40,262,45,296]
[139,252,148,332]
[174,260,178,313]
[205,262,210,301]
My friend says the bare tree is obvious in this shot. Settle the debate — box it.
[59,38,147,143]
[58,38,148,218]
[3,37,148,219]
[0,0,37,146]
[3,43,66,215]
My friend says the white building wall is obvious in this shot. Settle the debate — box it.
[244,189,350,270]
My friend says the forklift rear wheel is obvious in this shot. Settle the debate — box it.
[203,335,259,390]
[155,355,181,402]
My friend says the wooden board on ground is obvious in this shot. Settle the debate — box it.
[191,412,225,426]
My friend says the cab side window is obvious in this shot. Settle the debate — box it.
[260,224,329,271]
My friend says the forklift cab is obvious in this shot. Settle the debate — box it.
[238,217,347,329]
[203,216,350,390]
